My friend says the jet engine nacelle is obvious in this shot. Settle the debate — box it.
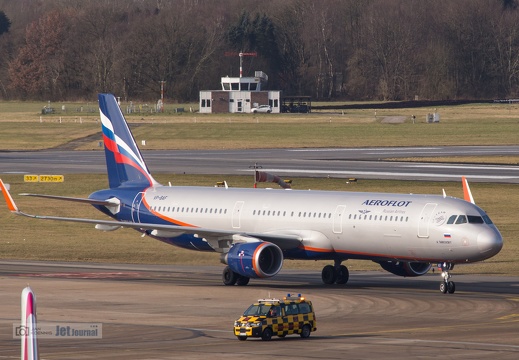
[378,261,432,277]
[225,241,283,279]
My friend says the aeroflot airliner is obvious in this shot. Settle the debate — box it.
[0,94,503,294]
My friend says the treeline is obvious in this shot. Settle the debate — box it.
[1,0,519,102]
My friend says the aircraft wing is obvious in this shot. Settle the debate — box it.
[0,180,302,251]
[10,209,303,250]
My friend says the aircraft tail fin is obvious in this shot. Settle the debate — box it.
[21,286,39,360]
[461,176,475,204]
[98,93,158,189]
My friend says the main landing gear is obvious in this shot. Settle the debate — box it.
[439,262,456,294]
[222,266,250,286]
[321,260,349,285]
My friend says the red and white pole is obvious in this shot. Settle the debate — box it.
[21,286,39,360]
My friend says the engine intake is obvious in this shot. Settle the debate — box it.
[378,261,431,277]
[224,242,283,279]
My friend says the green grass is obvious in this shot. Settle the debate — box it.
[1,119,519,151]
[0,174,516,276]
[1,101,519,150]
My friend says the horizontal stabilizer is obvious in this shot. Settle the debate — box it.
[20,193,119,207]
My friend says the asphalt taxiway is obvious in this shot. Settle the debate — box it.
[0,261,517,359]
[2,146,519,182]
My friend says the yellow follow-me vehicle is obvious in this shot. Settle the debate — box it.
[233,294,316,341]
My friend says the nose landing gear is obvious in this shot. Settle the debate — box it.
[439,262,456,294]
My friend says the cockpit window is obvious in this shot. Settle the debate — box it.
[455,215,467,224]
[447,215,457,224]
[467,215,484,224]
[483,215,493,224]
[447,214,492,225]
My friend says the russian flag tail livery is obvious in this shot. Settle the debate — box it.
[98,94,157,189]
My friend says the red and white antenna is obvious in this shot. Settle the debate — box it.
[224,51,257,78]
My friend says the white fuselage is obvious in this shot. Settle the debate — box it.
[141,186,502,264]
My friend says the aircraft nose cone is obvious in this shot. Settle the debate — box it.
[477,229,503,256]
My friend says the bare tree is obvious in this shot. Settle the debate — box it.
[8,10,68,99]
[489,6,519,97]
[4,0,519,101]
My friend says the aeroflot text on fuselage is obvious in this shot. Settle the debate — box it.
[361,200,412,207]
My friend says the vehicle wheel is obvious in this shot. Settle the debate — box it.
[222,266,238,286]
[447,281,456,294]
[236,276,250,286]
[321,265,336,284]
[300,325,311,339]
[440,282,447,294]
[238,336,247,341]
[261,327,273,341]
[336,265,349,284]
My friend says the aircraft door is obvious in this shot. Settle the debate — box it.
[333,205,346,234]
[418,203,437,238]
[232,201,244,229]
[131,192,145,223]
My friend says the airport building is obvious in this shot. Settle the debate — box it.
[199,70,281,114]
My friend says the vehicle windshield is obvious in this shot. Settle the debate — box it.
[243,304,272,317]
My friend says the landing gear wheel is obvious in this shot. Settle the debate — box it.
[321,265,337,284]
[336,265,349,284]
[440,282,447,294]
[439,262,455,294]
[447,281,456,294]
[261,327,273,341]
[236,275,250,286]
[222,266,238,286]
[238,336,247,341]
[300,324,311,338]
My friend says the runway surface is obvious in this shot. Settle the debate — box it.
[0,260,517,359]
[1,145,519,182]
